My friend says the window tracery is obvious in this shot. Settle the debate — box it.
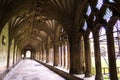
[103,8,113,22]
[96,0,103,10]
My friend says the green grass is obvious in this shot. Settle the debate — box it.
[91,57,120,79]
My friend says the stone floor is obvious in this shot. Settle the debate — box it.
[3,59,65,80]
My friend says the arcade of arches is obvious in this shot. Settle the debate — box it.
[0,0,120,80]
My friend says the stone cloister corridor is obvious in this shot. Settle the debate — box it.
[0,0,120,80]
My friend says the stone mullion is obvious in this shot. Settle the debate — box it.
[106,28,118,80]
[93,32,103,80]
[84,35,91,77]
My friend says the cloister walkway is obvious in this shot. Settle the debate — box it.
[3,59,65,80]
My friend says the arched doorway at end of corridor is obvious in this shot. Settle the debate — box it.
[22,50,32,59]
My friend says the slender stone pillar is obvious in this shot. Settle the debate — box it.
[16,48,19,63]
[63,42,66,68]
[46,44,49,63]
[37,52,39,60]
[106,27,118,80]
[67,42,70,70]
[93,31,103,80]
[84,34,91,77]
[16,48,18,63]
[7,41,11,68]
[60,42,62,67]
[39,48,42,61]
[53,42,59,66]
[62,43,64,67]
[79,37,84,74]
[13,44,15,65]
[42,43,44,61]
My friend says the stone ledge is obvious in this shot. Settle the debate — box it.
[0,62,20,80]
[0,69,10,80]
[35,59,83,80]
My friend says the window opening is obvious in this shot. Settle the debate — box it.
[26,50,31,58]
[93,16,96,21]
[89,32,96,74]
[113,20,120,58]
[113,20,120,76]
[96,0,103,10]
[109,0,115,3]
[86,5,92,16]
[99,27,109,76]
[83,21,87,31]
[2,36,6,45]
[103,8,113,22]
[21,54,24,58]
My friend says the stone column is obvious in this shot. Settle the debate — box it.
[42,43,44,61]
[13,44,15,65]
[40,47,43,61]
[7,40,11,68]
[93,31,103,80]
[39,48,42,61]
[53,42,59,66]
[67,42,70,70]
[84,34,91,77]
[63,42,66,68]
[61,42,64,67]
[60,42,62,67]
[16,48,18,63]
[106,27,118,80]
[79,37,84,74]
[69,37,81,74]
[37,52,39,60]
[16,48,19,63]
[46,44,49,63]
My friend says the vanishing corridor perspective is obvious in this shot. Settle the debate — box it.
[0,0,120,80]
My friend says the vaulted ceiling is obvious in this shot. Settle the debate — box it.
[0,0,119,51]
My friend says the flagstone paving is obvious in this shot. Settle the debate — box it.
[3,59,65,80]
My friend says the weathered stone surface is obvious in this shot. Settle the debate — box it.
[3,59,65,80]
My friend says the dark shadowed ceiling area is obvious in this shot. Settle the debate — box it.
[0,0,119,51]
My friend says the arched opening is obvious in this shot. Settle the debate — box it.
[25,50,31,58]
[99,27,109,79]
[89,32,95,75]
[113,20,120,77]
[21,54,24,58]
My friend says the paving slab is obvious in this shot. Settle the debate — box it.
[3,59,65,80]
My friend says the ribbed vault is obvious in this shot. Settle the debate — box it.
[1,0,120,80]
[0,0,120,59]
